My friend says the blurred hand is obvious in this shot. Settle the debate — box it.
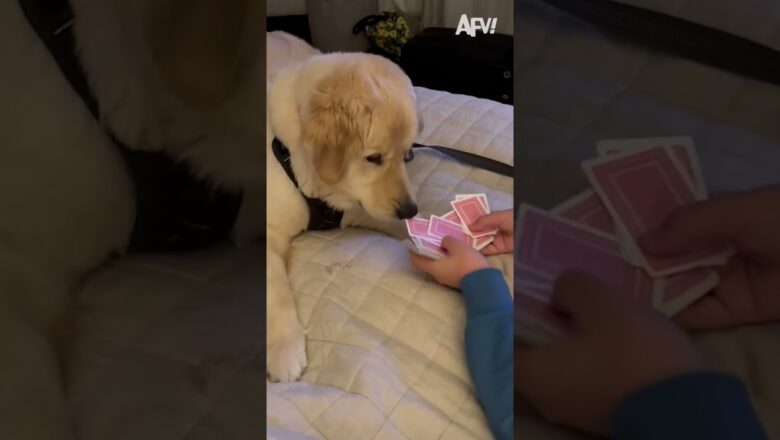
[640,186,780,330]
[411,236,489,288]
[516,271,705,434]
[471,209,514,255]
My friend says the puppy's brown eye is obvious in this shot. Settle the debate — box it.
[366,154,383,165]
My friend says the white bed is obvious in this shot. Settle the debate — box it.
[66,86,513,440]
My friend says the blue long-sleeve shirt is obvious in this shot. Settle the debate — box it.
[612,371,767,439]
[460,268,513,440]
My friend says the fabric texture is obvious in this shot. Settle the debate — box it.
[516,0,780,438]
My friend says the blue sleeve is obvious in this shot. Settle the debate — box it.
[611,371,767,440]
[460,268,513,440]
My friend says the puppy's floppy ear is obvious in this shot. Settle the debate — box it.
[303,67,385,184]
[142,0,262,110]
[303,98,353,185]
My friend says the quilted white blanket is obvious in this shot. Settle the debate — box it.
[66,87,513,440]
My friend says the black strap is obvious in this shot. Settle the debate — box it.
[411,143,514,178]
[19,0,243,252]
[271,138,343,231]
[541,0,780,88]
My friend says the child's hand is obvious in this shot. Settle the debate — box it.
[516,271,705,434]
[471,209,514,255]
[411,236,489,288]
[640,185,780,330]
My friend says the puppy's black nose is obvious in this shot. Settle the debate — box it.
[395,201,418,219]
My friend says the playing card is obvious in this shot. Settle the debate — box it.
[552,190,642,266]
[441,210,461,224]
[405,217,431,239]
[452,196,498,238]
[455,194,489,211]
[551,189,615,235]
[428,215,468,243]
[412,237,445,259]
[517,205,656,304]
[473,235,495,251]
[596,137,706,197]
[583,147,731,277]
[654,269,719,316]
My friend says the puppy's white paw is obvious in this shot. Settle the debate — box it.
[267,324,307,382]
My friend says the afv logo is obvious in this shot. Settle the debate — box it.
[455,14,498,37]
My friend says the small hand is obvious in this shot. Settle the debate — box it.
[640,186,780,330]
[516,271,704,434]
[410,236,489,288]
[470,210,514,255]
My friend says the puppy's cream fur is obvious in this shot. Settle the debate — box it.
[266,32,420,381]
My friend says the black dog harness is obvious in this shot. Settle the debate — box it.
[271,138,344,231]
[20,0,243,252]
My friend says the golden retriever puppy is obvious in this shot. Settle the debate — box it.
[266,33,420,381]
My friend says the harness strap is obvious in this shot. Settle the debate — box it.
[271,138,343,231]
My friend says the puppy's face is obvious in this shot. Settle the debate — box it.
[301,57,419,220]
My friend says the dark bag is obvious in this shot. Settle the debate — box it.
[399,28,513,104]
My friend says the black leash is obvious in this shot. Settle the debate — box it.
[19,0,243,252]
[540,0,780,88]
[410,143,514,178]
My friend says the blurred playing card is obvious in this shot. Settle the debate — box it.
[597,137,706,197]
[583,146,732,277]
[515,138,730,343]
[654,269,719,316]
[551,189,614,235]
[441,210,461,224]
[517,205,657,306]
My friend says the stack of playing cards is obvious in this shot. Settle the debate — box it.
[405,194,499,259]
[517,137,734,344]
